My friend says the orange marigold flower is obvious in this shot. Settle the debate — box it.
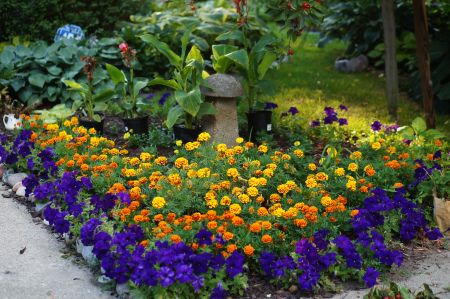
[393,182,404,188]
[257,207,269,216]
[223,231,234,241]
[293,218,308,228]
[207,221,218,230]
[227,244,237,253]
[250,222,262,233]
[350,210,359,217]
[134,215,144,222]
[231,216,245,226]
[244,245,255,256]
[261,234,273,244]
[170,234,182,244]
[66,160,75,168]
[154,214,164,222]
[435,139,442,147]
[359,186,369,193]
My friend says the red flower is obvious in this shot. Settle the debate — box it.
[287,49,294,56]
[302,1,311,10]
[119,43,129,53]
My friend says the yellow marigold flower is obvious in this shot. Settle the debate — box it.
[63,120,71,127]
[207,199,218,208]
[281,154,291,160]
[232,187,242,196]
[258,144,268,153]
[129,157,140,166]
[236,137,244,144]
[220,196,231,206]
[88,128,97,135]
[335,168,345,176]
[204,191,216,201]
[197,132,211,142]
[140,152,151,162]
[258,177,267,186]
[294,141,301,146]
[229,203,242,214]
[308,163,317,171]
[371,142,381,150]
[386,146,396,154]
[227,168,239,178]
[346,180,356,191]
[251,160,261,167]
[216,143,227,152]
[277,184,290,195]
[263,168,274,177]
[238,194,250,204]
[294,149,304,158]
[271,207,284,217]
[286,180,297,190]
[152,196,166,209]
[315,172,329,181]
[168,173,182,186]
[350,151,362,160]
[120,149,128,155]
[246,186,259,197]
[155,156,168,165]
[123,132,131,139]
[348,163,358,172]
[320,196,333,207]
[305,177,318,188]
[197,167,210,178]
[233,145,244,154]
[248,177,259,187]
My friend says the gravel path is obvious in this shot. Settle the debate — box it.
[0,190,113,299]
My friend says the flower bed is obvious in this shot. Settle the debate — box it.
[0,113,447,298]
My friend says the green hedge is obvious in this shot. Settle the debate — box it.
[0,0,149,42]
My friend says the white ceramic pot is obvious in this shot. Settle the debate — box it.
[3,114,22,130]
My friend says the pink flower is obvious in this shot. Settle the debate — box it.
[119,43,129,53]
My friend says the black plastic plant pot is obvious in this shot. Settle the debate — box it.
[123,116,149,135]
[79,118,104,134]
[247,110,273,141]
[173,125,202,143]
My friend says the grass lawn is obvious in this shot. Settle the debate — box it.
[263,33,450,136]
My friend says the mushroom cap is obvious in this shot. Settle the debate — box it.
[201,74,244,98]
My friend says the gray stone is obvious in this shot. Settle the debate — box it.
[202,74,243,145]
[15,186,26,197]
[6,173,28,188]
[202,73,244,98]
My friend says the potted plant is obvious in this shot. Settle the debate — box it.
[105,43,150,135]
[1,88,24,130]
[63,56,114,133]
[140,30,216,142]
[211,34,281,139]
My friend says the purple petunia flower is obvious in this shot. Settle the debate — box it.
[264,102,278,110]
[310,120,320,127]
[210,282,227,299]
[371,120,382,131]
[363,267,379,287]
[158,92,171,105]
[339,104,348,111]
[226,251,245,278]
[338,118,348,126]
[195,228,213,246]
[288,106,299,115]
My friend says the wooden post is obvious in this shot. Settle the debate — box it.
[413,0,435,128]
[381,0,399,121]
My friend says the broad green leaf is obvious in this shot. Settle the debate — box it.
[411,117,427,133]
[140,34,182,68]
[93,89,114,102]
[216,30,244,43]
[133,79,149,99]
[106,64,127,85]
[212,44,239,59]
[422,129,446,140]
[92,114,102,122]
[63,79,83,90]
[148,78,181,90]
[257,52,277,80]
[197,102,217,119]
[175,88,202,117]
[166,105,184,128]
[47,66,62,76]
[180,28,193,63]
[186,45,204,64]
[252,35,278,54]
[225,49,249,71]
[28,73,46,88]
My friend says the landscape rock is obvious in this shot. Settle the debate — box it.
[16,186,26,197]
[6,173,28,188]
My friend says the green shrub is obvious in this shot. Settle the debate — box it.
[0,0,149,42]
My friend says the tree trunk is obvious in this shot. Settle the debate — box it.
[413,0,435,129]
[381,0,399,121]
